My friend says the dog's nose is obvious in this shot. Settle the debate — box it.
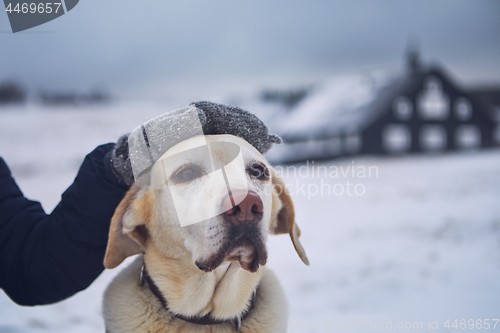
[222,190,263,222]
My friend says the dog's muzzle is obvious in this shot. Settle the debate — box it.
[195,191,268,273]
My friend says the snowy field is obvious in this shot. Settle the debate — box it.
[1,104,500,333]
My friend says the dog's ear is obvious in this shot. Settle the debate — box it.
[104,185,150,269]
[269,168,309,266]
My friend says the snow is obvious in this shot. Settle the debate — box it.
[274,72,393,139]
[1,104,500,332]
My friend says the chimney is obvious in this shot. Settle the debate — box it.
[406,38,421,75]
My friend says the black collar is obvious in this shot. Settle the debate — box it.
[139,263,256,332]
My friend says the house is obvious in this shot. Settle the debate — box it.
[268,51,500,163]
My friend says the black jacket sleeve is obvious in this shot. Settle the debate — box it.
[0,144,128,306]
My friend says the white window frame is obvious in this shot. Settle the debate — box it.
[420,125,447,151]
[383,125,411,154]
[455,125,481,149]
[393,96,413,120]
[417,77,450,120]
[454,97,472,121]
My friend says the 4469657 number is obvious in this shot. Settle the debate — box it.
[5,2,62,14]
[444,319,499,330]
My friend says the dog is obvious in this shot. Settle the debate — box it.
[102,134,309,333]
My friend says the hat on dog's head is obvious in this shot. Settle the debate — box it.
[193,101,282,154]
[127,101,282,181]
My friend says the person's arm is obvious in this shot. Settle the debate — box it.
[0,144,128,306]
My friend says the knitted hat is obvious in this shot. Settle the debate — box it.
[126,102,281,181]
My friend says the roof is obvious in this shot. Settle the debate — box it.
[274,72,396,142]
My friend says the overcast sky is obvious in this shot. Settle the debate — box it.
[0,0,499,101]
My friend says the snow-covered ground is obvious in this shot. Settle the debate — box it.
[1,104,500,333]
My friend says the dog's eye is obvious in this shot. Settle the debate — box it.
[174,166,199,183]
[249,164,269,180]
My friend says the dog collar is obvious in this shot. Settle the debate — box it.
[139,263,256,332]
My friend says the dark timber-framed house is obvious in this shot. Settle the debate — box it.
[269,51,500,163]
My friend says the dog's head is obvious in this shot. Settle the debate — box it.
[104,134,309,273]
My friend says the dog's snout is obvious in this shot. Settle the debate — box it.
[222,190,263,223]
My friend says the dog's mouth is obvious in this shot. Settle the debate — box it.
[195,225,267,273]
[224,237,265,272]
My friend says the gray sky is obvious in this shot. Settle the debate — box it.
[0,0,499,101]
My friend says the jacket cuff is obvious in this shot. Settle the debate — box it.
[102,145,130,190]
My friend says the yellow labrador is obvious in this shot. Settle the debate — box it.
[103,134,308,333]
